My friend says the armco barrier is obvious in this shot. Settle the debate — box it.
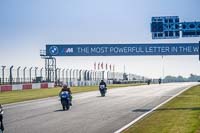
[0,85,12,92]
[41,83,48,88]
[32,83,41,89]
[0,83,55,92]
[22,84,32,90]
[12,84,23,91]
[48,83,54,88]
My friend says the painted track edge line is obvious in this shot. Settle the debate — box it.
[114,85,194,133]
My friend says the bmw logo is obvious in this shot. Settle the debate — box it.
[49,46,59,55]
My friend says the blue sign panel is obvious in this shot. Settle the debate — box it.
[46,43,199,56]
[151,16,180,39]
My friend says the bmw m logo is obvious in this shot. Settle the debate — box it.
[64,48,74,53]
[49,46,59,55]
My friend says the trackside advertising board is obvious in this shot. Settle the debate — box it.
[46,43,199,56]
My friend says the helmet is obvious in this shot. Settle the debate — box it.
[63,83,68,87]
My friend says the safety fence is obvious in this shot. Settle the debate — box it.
[0,66,146,86]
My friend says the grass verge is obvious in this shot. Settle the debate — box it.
[124,85,200,133]
[0,83,144,105]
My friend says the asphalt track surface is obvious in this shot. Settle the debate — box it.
[3,82,198,133]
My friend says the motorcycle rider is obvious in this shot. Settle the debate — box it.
[158,78,162,84]
[99,80,107,95]
[147,79,151,85]
[0,104,4,133]
[59,84,72,106]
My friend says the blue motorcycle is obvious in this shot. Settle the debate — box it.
[60,91,70,110]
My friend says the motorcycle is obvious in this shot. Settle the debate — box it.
[99,85,107,97]
[158,79,162,84]
[0,105,4,133]
[60,92,70,111]
[147,80,151,85]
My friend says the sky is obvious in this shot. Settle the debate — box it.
[0,0,200,78]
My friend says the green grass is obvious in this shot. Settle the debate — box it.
[124,85,200,133]
[0,83,144,105]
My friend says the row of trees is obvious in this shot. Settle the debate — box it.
[164,74,200,82]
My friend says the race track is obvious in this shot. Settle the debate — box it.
[3,82,198,133]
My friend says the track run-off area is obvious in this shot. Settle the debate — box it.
[3,82,199,133]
